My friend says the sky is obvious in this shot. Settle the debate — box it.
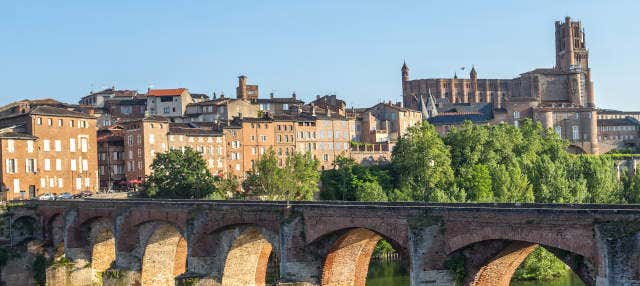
[0,0,639,110]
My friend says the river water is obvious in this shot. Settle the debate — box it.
[365,260,585,286]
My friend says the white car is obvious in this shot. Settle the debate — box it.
[57,192,73,200]
[38,193,56,200]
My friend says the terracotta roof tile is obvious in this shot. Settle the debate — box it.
[147,88,187,96]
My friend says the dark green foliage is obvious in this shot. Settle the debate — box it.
[32,254,48,286]
[143,148,227,199]
[242,149,320,200]
[622,170,640,203]
[443,252,466,286]
[320,156,392,202]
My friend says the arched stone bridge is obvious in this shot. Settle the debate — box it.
[6,200,640,286]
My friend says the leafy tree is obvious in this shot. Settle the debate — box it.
[458,164,493,202]
[320,156,392,202]
[143,148,225,199]
[391,123,462,202]
[243,149,319,200]
[622,171,640,203]
[353,179,388,202]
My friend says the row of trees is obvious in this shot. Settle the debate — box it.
[321,119,633,205]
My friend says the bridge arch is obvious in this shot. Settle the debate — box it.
[447,239,595,286]
[10,215,40,245]
[139,222,188,286]
[191,223,279,285]
[313,227,408,286]
[221,226,275,286]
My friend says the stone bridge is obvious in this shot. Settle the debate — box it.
[4,200,640,286]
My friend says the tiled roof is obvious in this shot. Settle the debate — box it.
[256,98,304,104]
[427,113,493,125]
[30,106,95,119]
[428,102,494,125]
[190,93,209,99]
[147,88,187,96]
[0,131,37,140]
[598,117,639,126]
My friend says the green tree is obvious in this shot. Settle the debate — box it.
[458,164,493,202]
[243,149,320,200]
[143,148,225,199]
[622,171,640,203]
[391,123,462,202]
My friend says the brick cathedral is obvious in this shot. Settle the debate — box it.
[402,17,599,154]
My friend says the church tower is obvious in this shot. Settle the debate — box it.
[555,16,595,107]
[555,16,589,72]
[401,62,411,108]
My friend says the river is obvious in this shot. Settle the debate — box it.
[365,260,585,286]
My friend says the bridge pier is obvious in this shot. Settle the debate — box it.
[409,223,455,285]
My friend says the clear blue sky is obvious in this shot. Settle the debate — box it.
[1,0,638,109]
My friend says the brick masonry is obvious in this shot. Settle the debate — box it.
[1,201,640,285]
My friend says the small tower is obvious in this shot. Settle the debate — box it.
[237,75,248,100]
[470,66,477,80]
[401,62,412,109]
[401,61,409,82]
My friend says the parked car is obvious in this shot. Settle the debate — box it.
[38,193,56,200]
[72,191,93,199]
[57,192,73,200]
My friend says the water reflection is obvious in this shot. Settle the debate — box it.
[365,259,585,286]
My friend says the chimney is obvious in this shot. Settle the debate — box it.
[292,92,297,99]
[316,95,320,100]
[311,103,316,116]
[237,75,247,99]
[213,92,217,99]
[270,92,274,99]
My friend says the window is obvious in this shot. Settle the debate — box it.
[76,178,82,190]
[55,159,62,171]
[323,154,329,162]
[149,134,155,144]
[555,126,562,136]
[13,179,19,193]
[572,126,579,140]
[82,160,88,171]
[26,159,36,173]
[27,141,33,153]
[81,138,88,152]
[43,140,50,151]
[163,107,171,114]
[513,111,520,119]
[44,159,51,171]
[58,178,63,188]
[261,135,267,142]
[58,119,63,127]
[40,178,46,188]
[6,159,17,173]
[54,140,62,152]
[7,140,14,153]
[70,159,77,171]
[49,178,54,188]
[69,120,75,128]
[36,117,42,125]
[70,138,76,152]
[252,147,257,155]
[47,118,53,126]
[85,178,90,187]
